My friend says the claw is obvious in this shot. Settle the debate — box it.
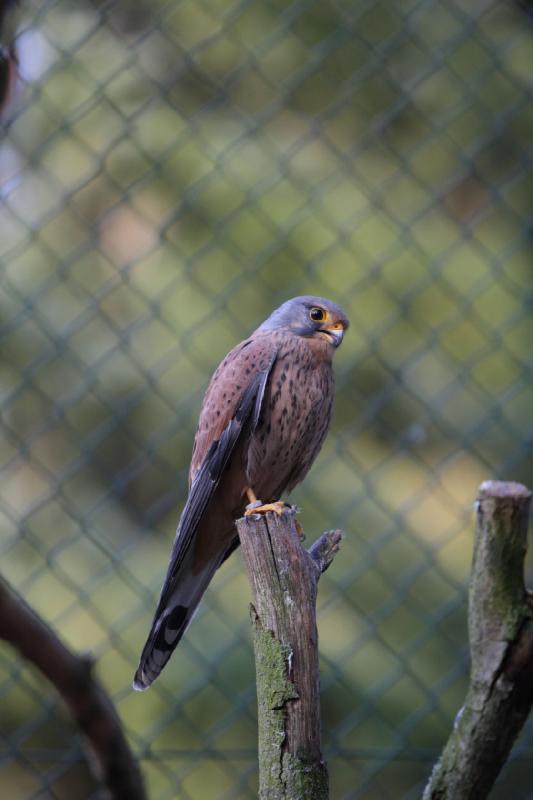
[244,500,289,516]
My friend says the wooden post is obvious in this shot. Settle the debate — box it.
[423,480,533,799]
[236,507,342,800]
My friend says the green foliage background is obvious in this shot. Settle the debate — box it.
[0,1,531,798]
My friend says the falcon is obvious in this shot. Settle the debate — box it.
[133,296,349,690]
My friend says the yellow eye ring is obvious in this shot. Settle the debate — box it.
[309,307,326,322]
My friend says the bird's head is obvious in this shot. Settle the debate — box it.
[257,296,349,348]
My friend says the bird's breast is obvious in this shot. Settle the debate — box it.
[245,338,334,499]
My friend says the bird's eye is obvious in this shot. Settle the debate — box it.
[309,307,326,322]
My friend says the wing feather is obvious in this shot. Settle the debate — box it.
[133,343,278,689]
[164,353,275,585]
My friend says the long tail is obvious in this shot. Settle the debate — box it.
[133,549,222,691]
[133,362,276,690]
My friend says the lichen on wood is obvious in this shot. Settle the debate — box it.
[423,480,533,800]
[236,508,341,800]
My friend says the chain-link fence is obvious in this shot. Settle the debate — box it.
[1,1,532,798]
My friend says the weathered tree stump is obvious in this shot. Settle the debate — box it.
[236,507,342,800]
[423,480,533,799]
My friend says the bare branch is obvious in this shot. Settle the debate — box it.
[0,576,147,800]
[423,480,533,800]
[308,529,343,575]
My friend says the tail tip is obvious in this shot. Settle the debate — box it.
[132,669,151,692]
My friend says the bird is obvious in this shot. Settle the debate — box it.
[133,295,349,691]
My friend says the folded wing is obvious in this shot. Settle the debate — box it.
[133,340,278,690]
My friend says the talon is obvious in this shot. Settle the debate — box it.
[245,499,263,513]
[245,500,288,516]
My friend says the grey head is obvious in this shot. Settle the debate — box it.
[257,295,349,348]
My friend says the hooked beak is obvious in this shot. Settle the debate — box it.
[323,323,345,347]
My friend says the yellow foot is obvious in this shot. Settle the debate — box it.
[245,499,288,516]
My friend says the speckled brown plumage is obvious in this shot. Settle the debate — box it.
[134,296,349,690]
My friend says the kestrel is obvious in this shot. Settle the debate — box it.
[133,296,349,690]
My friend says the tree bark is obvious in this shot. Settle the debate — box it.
[236,507,342,800]
[0,576,147,800]
[423,480,533,800]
